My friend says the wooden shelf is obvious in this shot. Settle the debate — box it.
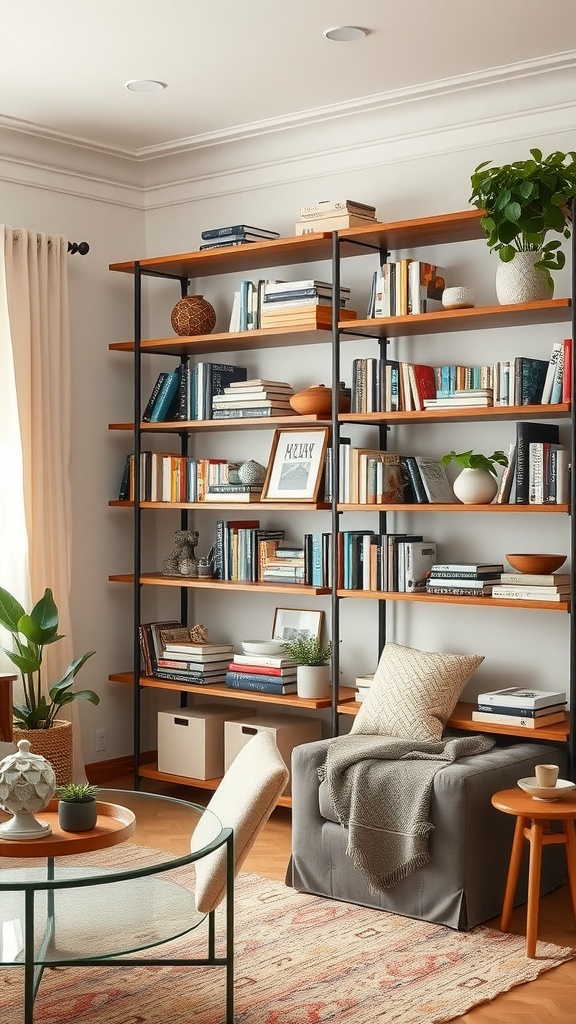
[108,210,486,280]
[109,414,330,432]
[136,762,293,808]
[109,573,331,595]
[338,299,571,339]
[336,589,570,610]
[109,501,330,511]
[338,503,569,514]
[337,699,570,743]
[109,324,336,356]
[340,403,570,426]
[110,671,355,710]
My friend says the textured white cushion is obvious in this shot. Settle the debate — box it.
[191,730,289,913]
[351,642,484,741]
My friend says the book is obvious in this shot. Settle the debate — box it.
[562,337,572,403]
[426,577,494,590]
[499,572,569,586]
[224,672,297,693]
[490,586,570,602]
[413,457,455,503]
[408,363,437,410]
[403,541,437,592]
[232,653,296,668]
[476,702,567,717]
[540,342,563,403]
[495,442,516,503]
[227,662,297,679]
[199,239,259,250]
[295,214,377,234]
[513,356,549,405]
[431,562,504,573]
[407,262,445,314]
[299,200,376,219]
[515,421,559,504]
[201,224,279,240]
[426,585,494,597]
[476,687,567,709]
[148,371,180,422]
[156,658,229,673]
[162,642,234,656]
[153,669,227,684]
[471,710,566,728]
[203,492,262,503]
[142,372,169,421]
[212,407,295,419]
[227,377,295,389]
[205,363,248,418]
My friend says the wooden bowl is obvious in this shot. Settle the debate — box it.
[290,385,350,416]
[506,553,567,575]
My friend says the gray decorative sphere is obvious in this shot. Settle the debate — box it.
[238,460,266,485]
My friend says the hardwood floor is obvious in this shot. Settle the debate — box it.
[106,773,576,1023]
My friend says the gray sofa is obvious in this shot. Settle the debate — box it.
[287,737,568,929]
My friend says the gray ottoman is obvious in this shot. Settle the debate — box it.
[287,737,568,929]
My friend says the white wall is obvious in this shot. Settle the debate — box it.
[0,60,574,764]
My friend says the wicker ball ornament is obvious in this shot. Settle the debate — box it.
[170,294,216,336]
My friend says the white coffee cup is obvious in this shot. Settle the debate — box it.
[535,763,559,788]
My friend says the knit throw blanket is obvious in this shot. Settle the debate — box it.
[318,732,495,891]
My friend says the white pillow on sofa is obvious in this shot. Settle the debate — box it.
[351,642,484,741]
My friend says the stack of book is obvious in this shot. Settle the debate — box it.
[225,652,297,694]
[199,224,280,250]
[423,388,494,410]
[295,200,377,235]
[211,378,295,419]
[491,572,571,603]
[259,539,306,585]
[139,622,234,684]
[260,279,356,330]
[471,687,567,729]
[355,674,375,703]
[425,562,504,597]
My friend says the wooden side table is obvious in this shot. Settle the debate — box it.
[491,787,576,956]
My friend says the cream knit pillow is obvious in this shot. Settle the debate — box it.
[351,642,484,741]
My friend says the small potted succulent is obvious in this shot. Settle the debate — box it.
[441,449,509,504]
[280,635,332,699]
[469,148,576,302]
[56,782,99,832]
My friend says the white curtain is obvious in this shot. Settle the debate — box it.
[0,225,85,777]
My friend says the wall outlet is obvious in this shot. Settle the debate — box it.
[95,729,107,752]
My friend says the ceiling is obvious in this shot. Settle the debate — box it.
[2,0,575,156]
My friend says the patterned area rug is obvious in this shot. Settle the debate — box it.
[0,861,573,1024]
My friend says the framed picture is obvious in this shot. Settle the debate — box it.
[272,607,323,643]
[261,427,329,502]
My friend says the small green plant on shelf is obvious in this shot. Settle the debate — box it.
[280,635,332,666]
[469,148,576,291]
[441,449,509,477]
[55,782,99,803]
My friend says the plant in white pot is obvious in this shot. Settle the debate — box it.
[0,586,97,784]
[280,635,332,699]
[469,148,576,303]
[56,782,99,832]
[441,449,508,505]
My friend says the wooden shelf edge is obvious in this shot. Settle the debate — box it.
[338,503,569,513]
[109,673,355,709]
[108,575,331,595]
[109,414,330,432]
[340,403,570,425]
[336,590,569,609]
[137,763,292,807]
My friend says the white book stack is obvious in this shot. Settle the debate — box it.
[355,673,375,703]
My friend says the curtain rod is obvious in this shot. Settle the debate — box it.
[67,241,89,255]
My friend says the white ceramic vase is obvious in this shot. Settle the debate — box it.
[495,251,551,305]
[453,468,498,505]
[296,665,330,699]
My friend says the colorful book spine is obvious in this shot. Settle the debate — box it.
[225,672,296,693]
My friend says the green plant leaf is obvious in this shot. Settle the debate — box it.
[0,588,26,633]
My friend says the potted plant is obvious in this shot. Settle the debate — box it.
[0,586,97,784]
[469,148,576,302]
[280,635,332,698]
[441,449,509,504]
[56,782,99,832]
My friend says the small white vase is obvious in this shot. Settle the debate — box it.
[297,665,330,699]
[495,251,551,305]
[453,468,498,505]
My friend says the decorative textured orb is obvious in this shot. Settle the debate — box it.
[238,460,267,485]
[170,294,216,336]
[0,739,56,839]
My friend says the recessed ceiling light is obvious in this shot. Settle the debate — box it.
[324,26,369,42]
[124,80,167,93]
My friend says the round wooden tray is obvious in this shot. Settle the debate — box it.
[0,799,136,857]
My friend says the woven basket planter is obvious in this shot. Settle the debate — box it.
[13,720,73,786]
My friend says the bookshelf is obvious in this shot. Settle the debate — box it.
[109,208,575,791]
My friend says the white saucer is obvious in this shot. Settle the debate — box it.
[517,777,576,801]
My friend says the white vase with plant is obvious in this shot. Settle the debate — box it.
[280,635,332,699]
[441,450,509,505]
[469,148,576,303]
[0,586,98,784]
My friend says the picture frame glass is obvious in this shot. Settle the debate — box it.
[272,608,323,643]
[262,428,329,501]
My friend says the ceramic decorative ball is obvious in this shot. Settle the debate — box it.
[170,294,216,336]
[238,460,266,485]
[0,739,56,839]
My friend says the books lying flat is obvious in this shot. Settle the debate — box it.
[426,577,494,590]
[260,307,357,327]
[163,642,234,656]
[490,587,570,602]
[423,396,493,408]
[299,200,377,219]
[499,573,569,586]
[295,214,376,234]
[477,702,566,717]
[212,407,296,419]
[477,687,567,709]
[471,710,566,728]
[201,224,280,240]
[432,563,503,574]
[227,378,294,390]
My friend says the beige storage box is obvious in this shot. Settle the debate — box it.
[158,704,245,780]
[224,713,323,795]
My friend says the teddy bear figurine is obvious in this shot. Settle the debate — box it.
[162,529,199,577]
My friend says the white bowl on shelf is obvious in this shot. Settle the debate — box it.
[241,640,285,656]
[517,777,576,801]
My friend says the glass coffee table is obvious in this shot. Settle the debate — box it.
[0,788,233,1024]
